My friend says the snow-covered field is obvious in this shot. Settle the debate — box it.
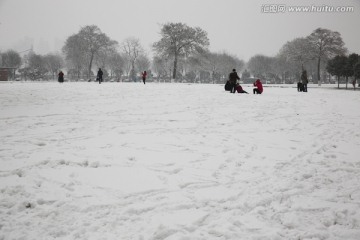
[1,82,360,240]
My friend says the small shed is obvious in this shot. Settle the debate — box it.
[0,67,17,81]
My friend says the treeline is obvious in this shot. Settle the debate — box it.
[0,24,243,83]
[0,23,359,85]
[246,28,360,87]
[327,54,360,88]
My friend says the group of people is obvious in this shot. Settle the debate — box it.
[58,69,148,84]
[225,69,263,94]
[58,69,105,83]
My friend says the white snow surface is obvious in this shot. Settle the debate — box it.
[1,82,360,240]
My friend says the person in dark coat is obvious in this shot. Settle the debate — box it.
[229,69,240,93]
[58,71,64,83]
[301,70,308,92]
[142,71,147,84]
[253,79,263,94]
[297,82,303,92]
[352,79,356,90]
[97,68,103,84]
[225,80,232,91]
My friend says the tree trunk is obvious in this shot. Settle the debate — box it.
[131,61,136,82]
[88,53,94,80]
[173,53,178,80]
[337,76,340,89]
[317,57,321,86]
[346,76,348,89]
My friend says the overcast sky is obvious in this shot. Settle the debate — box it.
[0,0,359,61]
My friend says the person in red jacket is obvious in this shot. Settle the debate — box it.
[253,79,263,94]
[142,71,147,84]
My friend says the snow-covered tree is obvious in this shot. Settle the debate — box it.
[0,49,22,79]
[279,37,315,70]
[18,53,47,80]
[107,51,125,81]
[62,34,86,80]
[136,54,151,76]
[247,55,273,80]
[63,25,117,80]
[1,49,22,68]
[153,22,209,80]
[121,37,144,81]
[43,53,64,80]
[307,28,347,85]
[152,56,172,82]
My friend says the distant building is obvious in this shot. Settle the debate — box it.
[0,67,17,81]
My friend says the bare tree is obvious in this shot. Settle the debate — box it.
[152,56,172,82]
[94,46,120,77]
[1,49,22,68]
[234,58,245,75]
[184,55,203,83]
[62,34,86,80]
[196,52,220,83]
[44,53,64,80]
[63,25,117,80]
[0,49,22,79]
[153,22,209,80]
[18,53,47,80]
[107,51,125,81]
[247,54,273,80]
[272,54,298,83]
[307,28,346,85]
[182,51,245,84]
[121,37,144,81]
[136,54,151,74]
[279,37,315,71]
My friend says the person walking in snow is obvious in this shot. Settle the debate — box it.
[142,71,147,84]
[352,79,356,90]
[58,71,64,83]
[301,70,308,92]
[229,69,240,93]
[97,68,103,84]
[253,79,263,94]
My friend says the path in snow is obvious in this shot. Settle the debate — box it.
[0,82,360,240]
